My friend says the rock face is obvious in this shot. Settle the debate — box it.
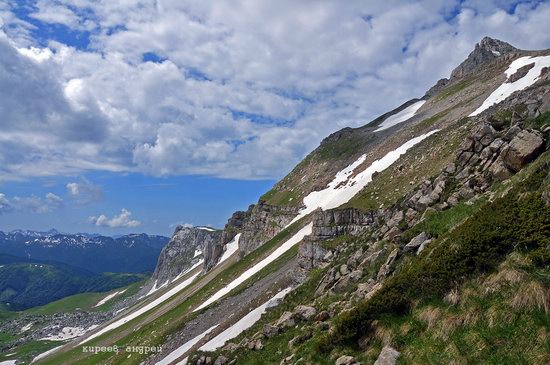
[311,208,376,239]
[237,202,299,256]
[374,346,400,365]
[204,210,247,271]
[450,37,518,80]
[143,226,221,294]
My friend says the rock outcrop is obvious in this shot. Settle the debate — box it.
[451,37,518,80]
[142,226,221,295]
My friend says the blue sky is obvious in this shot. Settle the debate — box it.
[0,0,549,236]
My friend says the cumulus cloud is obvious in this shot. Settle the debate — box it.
[0,1,549,181]
[89,208,142,228]
[0,192,63,214]
[66,179,104,204]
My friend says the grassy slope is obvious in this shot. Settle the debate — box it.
[38,218,311,365]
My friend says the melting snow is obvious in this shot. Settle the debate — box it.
[31,345,64,363]
[40,325,98,341]
[200,287,292,351]
[20,322,33,332]
[81,270,201,344]
[470,55,550,116]
[197,226,215,232]
[194,224,312,312]
[374,100,426,132]
[216,233,241,267]
[290,130,440,224]
[193,249,202,258]
[0,360,17,365]
[94,289,127,307]
[155,325,219,365]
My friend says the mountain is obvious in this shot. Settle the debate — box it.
[0,230,169,274]
[0,254,145,310]
[139,225,222,296]
[6,37,550,365]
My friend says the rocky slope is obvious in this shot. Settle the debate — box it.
[23,37,550,365]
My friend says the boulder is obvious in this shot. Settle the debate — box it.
[501,130,544,171]
[314,311,331,322]
[417,239,432,254]
[275,311,296,328]
[404,232,428,252]
[293,305,317,321]
[377,248,399,280]
[374,346,400,365]
[214,355,229,365]
[263,324,280,338]
[335,355,358,365]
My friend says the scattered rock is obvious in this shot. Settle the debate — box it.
[314,311,331,322]
[335,355,358,365]
[275,312,296,328]
[294,306,317,321]
[404,232,428,252]
[214,355,229,365]
[263,324,280,338]
[374,346,400,365]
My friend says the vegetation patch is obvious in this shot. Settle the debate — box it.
[322,161,550,351]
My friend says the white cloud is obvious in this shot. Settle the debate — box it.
[66,179,104,204]
[0,1,549,181]
[0,192,63,214]
[89,208,141,228]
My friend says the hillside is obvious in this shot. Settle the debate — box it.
[5,37,550,365]
[0,254,145,310]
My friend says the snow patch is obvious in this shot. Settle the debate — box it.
[470,55,550,116]
[492,50,501,56]
[374,100,426,132]
[155,325,219,365]
[40,325,98,341]
[197,226,215,232]
[20,322,33,332]
[31,345,64,363]
[200,287,292,351]
[81,270,201,344]
[94,289,127,307]
[290,130,440,224]
[215,233,241,267]
[194,224,312,312]
[0,360,17,365]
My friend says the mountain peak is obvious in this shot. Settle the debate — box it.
[450,36,519,80]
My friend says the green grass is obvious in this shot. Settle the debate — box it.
[25,279,144,316]
[0,340,61,364]
[434,78,476,102]
[400,199,485,243]
[375,252,550,365]
[525,111,550,130]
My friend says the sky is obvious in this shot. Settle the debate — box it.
[0,0,549,236]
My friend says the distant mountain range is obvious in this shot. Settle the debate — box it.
[0,230,169,274]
